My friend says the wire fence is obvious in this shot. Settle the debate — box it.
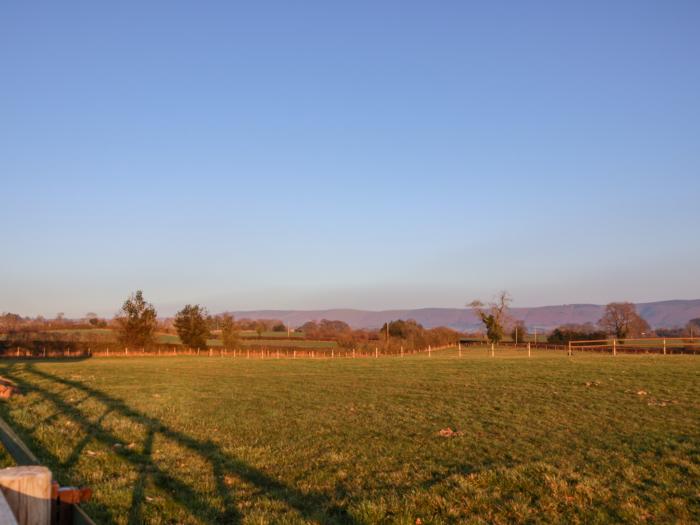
[1,338,698,360]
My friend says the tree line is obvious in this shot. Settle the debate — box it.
[468,292,700,344]
[2,290,699,350]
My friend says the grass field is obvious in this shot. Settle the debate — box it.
[4,328,336,349]
[0,349,698,524]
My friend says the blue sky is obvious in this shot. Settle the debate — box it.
[2,1,699,317]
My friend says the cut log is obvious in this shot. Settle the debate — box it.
[0,378,19,399]
[0,489,18,525]
[0,466,51,525]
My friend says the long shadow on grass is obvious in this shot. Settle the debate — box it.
[4,363,357,524]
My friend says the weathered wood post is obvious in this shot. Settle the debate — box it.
[400,346,404,358]
[0,490,17,525]
[612,339,617,356]
[663,338,667,355]
[428,345,431,358]
[0,465,52,525]
[491,343,494,358]
[568,341,572,357]
[527,342,531,358]
[375,347,378,358]
[458,342,461,358]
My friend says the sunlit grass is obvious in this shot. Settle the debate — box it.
[0,349,698,524]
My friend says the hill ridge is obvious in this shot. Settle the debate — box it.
[223,299,700,331]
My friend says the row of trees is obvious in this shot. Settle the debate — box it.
[468,292,695,344]
[113,291,463,350]
[4,290,699,349]
[115,291,228,349]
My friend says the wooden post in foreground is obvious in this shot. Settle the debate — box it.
[0,465,52,525]
[0,490,17,525]
[568,341,572,357]
[612,339,617,356]
[491,343,494,358]
[458,342,461,358]
[663,338,667,355]
[527,342,531,358]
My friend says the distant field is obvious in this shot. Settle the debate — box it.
[0,349,698,523]
[10,328,336,349]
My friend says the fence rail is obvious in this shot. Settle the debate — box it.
[569,337,700,355]
[1,338,699,361]
[0,416,96,525]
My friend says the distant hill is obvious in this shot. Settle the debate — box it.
[226,300,700,331]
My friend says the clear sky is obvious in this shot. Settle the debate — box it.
[2,1,699,317]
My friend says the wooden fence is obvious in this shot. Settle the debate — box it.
[568,337,700,355]
[0,417,95,525]
[0,344,457,360]
[2,339,698,361]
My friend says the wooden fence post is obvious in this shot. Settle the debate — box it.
[568,341,572,357]
[0,465,52,525]
[663,338,667,355]
[0,490,17,525]
[527,342,531,358]
[613,339,617,356]
[491,343,494,358]
[375,347,378,358]
[458,342,461,358]
[428,345,431,358]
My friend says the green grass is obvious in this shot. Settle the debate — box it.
[238,330,306,339]
[9,328,334,349]
[0,349,698,524]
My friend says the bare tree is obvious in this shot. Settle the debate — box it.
[598,302,650,339]
[686,318,700,337]
[469,291,512,343]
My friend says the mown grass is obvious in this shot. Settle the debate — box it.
[0,349,698,524]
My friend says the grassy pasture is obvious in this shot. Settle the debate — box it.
[8,328,336,349]
[0,349,698,524]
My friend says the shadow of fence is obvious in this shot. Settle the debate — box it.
[1,363,357,524]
